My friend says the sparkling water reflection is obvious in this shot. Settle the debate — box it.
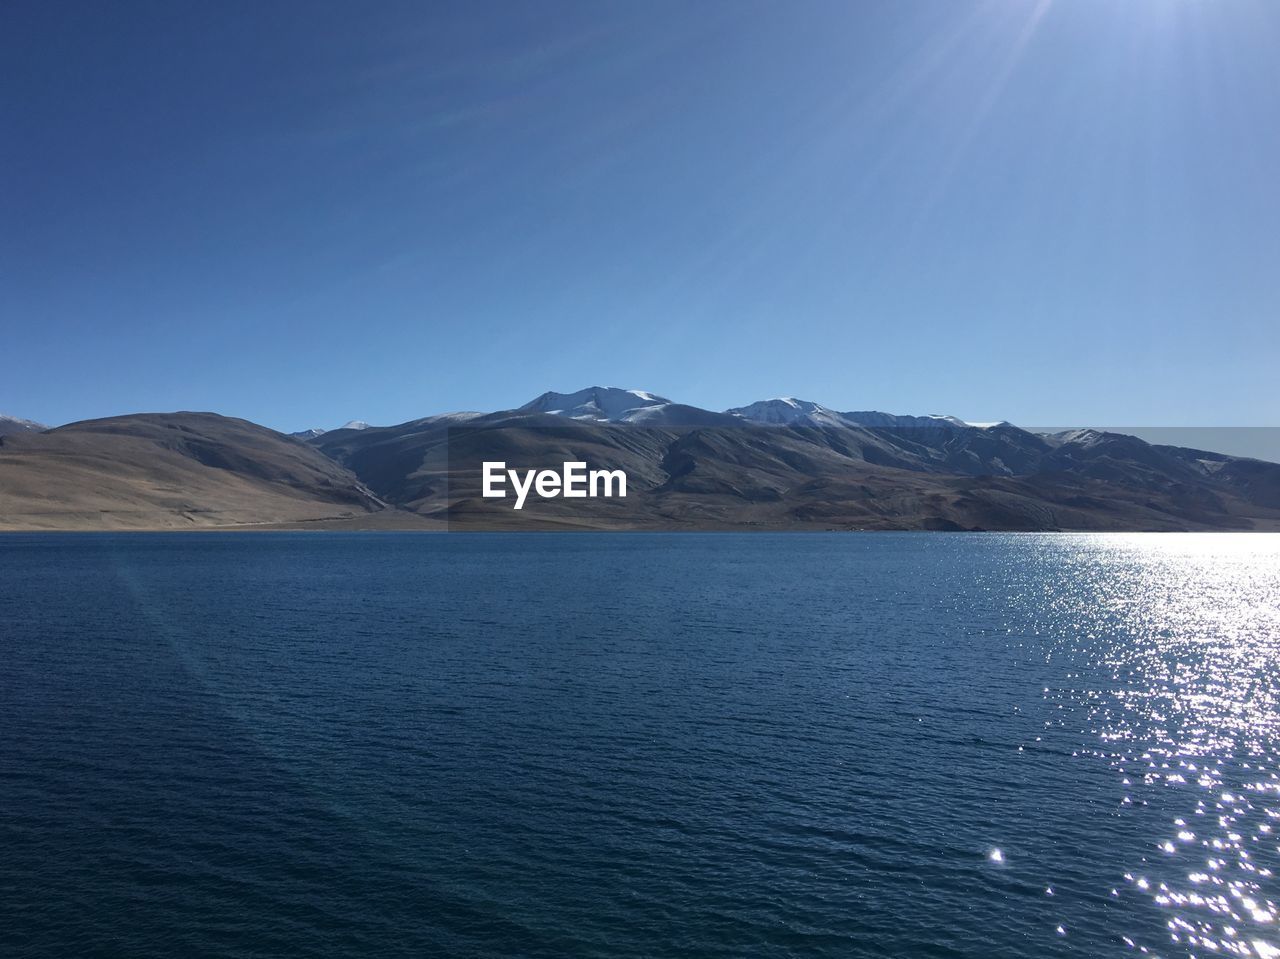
[1020,535,1280,959]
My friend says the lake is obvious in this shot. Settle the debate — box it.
[2,533,1278,958]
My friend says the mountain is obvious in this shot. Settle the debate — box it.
[289,419,372,440]
[3,390,1278,531]
[523,392,978,432]
[519,387,670,421]
[726,398,852,428]
[519,387,740,427]
[0,414,47,437]
[0,413,395,530]
[841,411,972,430]
[726,398,969,431]
[301,388,1280,531]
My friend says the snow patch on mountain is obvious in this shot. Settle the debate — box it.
[291,420,373,439]
[516,387,989,433]
[420,411,486,425]
[725,398,851,428]
[839,411,968,430]
[0,414,47,436]
[519,387,673,423]
[1049,428,1107,447]
[728,399,970,431]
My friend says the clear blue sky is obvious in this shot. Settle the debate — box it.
[3,0,1278,432]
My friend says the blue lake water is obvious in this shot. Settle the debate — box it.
[2,532,1279,958]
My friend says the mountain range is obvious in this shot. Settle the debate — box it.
[2,388,1278,531]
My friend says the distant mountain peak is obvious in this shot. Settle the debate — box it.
[0,414,47,436]
[728,400,970,431]
[290,420,372,441]
[518,387,673,423]
[515,389,986,433]
[726,398,849,428]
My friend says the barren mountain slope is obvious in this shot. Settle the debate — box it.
[0,413,387,530]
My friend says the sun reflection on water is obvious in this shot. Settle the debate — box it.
[1026,534,1280,958]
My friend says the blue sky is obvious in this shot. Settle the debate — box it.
[3,0,1278,432]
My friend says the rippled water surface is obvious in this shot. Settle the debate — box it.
[2,533,1278,958]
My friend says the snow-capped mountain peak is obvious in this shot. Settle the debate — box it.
[727,400,970,431]
[518,387,673,423]
[513,387,980,433]
[725,398,850,428]
[290,420,372,440]
[1049,428,1108,447]
[836,411,968,430]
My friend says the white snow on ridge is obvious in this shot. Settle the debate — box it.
[0,414,47,435]
[1050,428,1106,446]
[291,419,376,439]
[725,398,851,428]
[844,411,968,430]
[728,399,971,431]
[519,387,674,423]
[421,411,486,425]
[516,386,993,432]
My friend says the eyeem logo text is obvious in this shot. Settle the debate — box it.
[482,462,627,510]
